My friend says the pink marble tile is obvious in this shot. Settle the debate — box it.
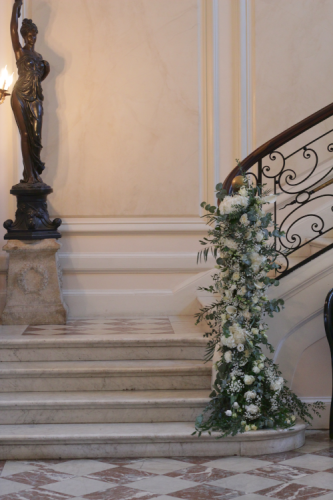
[168,484,244,499]
[256,482,332,499]
[166,465,237,483]
[85,466,156,485]
[313,447,333,457]
[250,451,305,463]
[83,485,157,499]
[4,468,74,487]
[248,464,317,483]
[0,489,72,500]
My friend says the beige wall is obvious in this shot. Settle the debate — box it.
[254,0,333,147]
[30,0,200,218]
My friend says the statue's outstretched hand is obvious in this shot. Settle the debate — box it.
[15,0,22,17]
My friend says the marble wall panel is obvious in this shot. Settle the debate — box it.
[30,0,199,217]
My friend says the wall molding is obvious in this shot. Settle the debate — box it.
[240,0,255,158]
[59,217,208,235]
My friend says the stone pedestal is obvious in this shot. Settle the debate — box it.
[1,239,68,325]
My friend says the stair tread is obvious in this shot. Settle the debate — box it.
[0,390,210,407]
[0,422,304,442]
[0,359,211,376]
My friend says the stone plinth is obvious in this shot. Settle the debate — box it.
[1,240,67,325]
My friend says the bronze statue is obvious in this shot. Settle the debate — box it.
[11,0,50,184]
[3,0,61,240]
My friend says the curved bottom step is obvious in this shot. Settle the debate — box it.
[0,422,306,460]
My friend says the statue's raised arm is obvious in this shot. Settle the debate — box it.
[11,0,23,60]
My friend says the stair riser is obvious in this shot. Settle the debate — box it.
[0,428,305,460]
[0,375,212,392]
[0,406,207,424]
[0,346,206,362]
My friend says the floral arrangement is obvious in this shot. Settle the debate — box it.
[194,175,324,437]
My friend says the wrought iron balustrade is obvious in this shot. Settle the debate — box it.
[223,102,333,277]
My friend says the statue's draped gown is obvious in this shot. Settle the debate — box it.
[11,51,47,182]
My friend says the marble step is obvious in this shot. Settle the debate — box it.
[0,335,207,362]
[0,390,209,424]
[0,422,306,460]
[0,360,212,392]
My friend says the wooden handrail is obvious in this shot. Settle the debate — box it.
[223,101,333,192]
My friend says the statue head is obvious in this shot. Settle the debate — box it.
[21,18,38,47]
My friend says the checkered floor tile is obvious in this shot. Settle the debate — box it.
[0,431,332,499]
[22,318,175,336]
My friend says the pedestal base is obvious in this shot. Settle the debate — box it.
[4,183,61,240]
[1,240,68,325]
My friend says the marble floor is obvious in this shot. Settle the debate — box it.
[0,431,331,500]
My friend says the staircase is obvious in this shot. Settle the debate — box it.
[0,318,221,459]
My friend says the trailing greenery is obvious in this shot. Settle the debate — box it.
[194,175,324,438]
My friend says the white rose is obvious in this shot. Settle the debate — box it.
[251,425,257,431]
[224,350,232,363]
[291,415,296,422]
[224,290,232,300]
[270,377,284,392]
[254,281,265,289]
[262,194,277,204]
[252,297,258,304]
[252,366,260,374]
[245,404,260,415]
[251,328,259,335]
[243,310,251,320]
[258,363,264,369]
[233,402,239,409]
[256,231,264,242]
[229,324,246,344]
[225,410,232,416]
[237,344,244,352]
[226,305,237,315]
[244,390,256,399]
[219,195,249,215]
[223,238,238,250]
[245,230,252,239]
[238,286,247,296]
[244,375,255,385]
[245,425,251,431]
[240,213,249,225]
[221,334,236,349]
[250,252,266,272]
[232,272,240,281]
[239,186,247,197]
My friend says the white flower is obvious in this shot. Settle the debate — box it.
[262,194,277,204]
[244,375,255,385]
[270,377,284,392]
[225,410,232,416]
[220,270,229,278]
[291,415,296,422]
[252,366,260,374]
[224,290,232,300]
[233,402,239,409]
[286,419,291,424]
[220,314,227,326]
[237,344,244,352]
[252,297,258,304]
[238,286,247,296]
[258,363,264,369]
[226,305,237,315]
[245,425,251,431]
[254,282,265,289]
[224,350,232,363]
[244,390,256,399]
[229,324,246,344]
[219,195,249,215]
[256,231,264,242]
[251,328,259,335]
[243,310,252,320]
[240,213,249,225]
[251,425,257,431]
[232,272,240,281]
[239,186,247,197]
[250,252,266,272]
[245,404,260,415]
[223,238,238,250]
[221,334,236,349]
[245,230,252,239]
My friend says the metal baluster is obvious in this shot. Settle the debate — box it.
[324,289,333,440]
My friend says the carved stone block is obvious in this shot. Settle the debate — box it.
[1,239,68,325]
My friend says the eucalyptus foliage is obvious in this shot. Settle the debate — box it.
[194,176,324,438]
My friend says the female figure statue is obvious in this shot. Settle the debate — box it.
[10,0,50,184]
